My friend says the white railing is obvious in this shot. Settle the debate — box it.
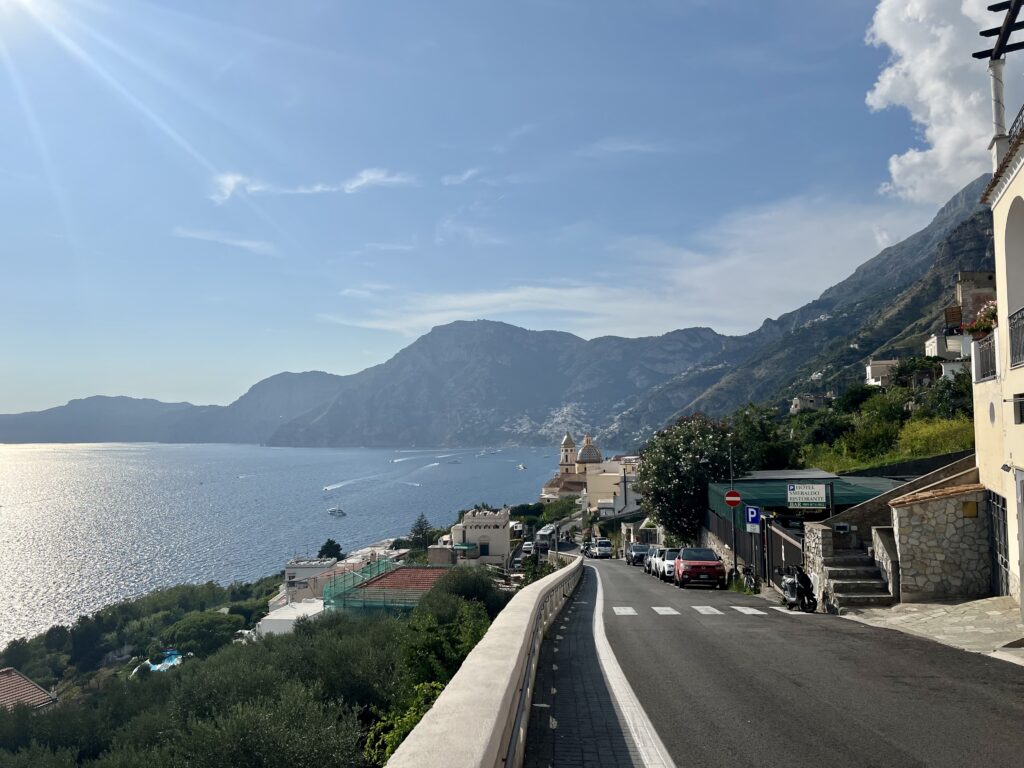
[388,553,583,768]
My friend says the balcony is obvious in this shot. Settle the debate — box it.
[976,333,997,382]
[1011,306,1024,368]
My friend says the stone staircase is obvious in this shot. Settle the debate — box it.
[823,549,893,611]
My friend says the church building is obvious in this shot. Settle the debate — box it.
[540,431,604,503]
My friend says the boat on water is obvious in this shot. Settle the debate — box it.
[447,459,461,464]
[516,463,527,471]
[328,506,346,518]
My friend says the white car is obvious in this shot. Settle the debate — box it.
[595,538,613,559]
[649,548,666,577]
[659,548,680,582]
[522,541,534,555]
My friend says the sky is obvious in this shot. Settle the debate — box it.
[0,0,1017,412]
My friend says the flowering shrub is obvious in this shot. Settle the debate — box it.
[963,300,997,334]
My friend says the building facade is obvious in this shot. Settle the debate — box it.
[971,52,1024,617]
[450,507,512,567]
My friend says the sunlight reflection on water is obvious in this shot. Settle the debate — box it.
[0,443,551,645]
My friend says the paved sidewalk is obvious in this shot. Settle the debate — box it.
[843,596,1024,665]
[524,567,643,768]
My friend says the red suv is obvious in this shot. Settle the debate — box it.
[674,547,726,589]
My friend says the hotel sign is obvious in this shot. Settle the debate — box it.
[787,483,827,509]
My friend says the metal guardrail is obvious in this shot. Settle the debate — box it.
[1010,307,1024,368]
[388,554,583,768]
[976,332,997,380]
[322,558,398,608]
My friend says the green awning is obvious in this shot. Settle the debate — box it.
[707,475,904,521]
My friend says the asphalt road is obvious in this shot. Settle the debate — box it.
[591,558,1024,767]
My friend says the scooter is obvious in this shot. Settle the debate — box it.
[780,565,817,612]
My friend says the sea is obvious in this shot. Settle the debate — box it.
[0,443,556,647]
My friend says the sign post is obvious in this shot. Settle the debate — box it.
[725,490,742,581]
[745,505,762,579]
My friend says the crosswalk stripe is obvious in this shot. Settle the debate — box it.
[612,606,637,616]
[652,606,679,615]
[732,606,767,615]
[692,605,724,615]
[771,606,814,615]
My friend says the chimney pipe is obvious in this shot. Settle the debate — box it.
[990,58,1010,170]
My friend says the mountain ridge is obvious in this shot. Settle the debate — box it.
[0,175,994,448]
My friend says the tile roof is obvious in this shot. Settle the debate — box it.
[0,668,54,711]
[359,567,450,592]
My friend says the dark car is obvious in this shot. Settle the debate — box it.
[625,543,650,566]
[674,547,727,589]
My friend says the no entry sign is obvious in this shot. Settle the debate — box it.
[724,489,742,507]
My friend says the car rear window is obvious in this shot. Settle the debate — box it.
[597,539,611,546]
[681,548,718,561]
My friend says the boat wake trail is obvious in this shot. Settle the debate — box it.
[322,473,383,492]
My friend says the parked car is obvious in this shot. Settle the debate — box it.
[522,541,534,555]
[660,548,680,582]
[649,548,667,577]
[511,557,523,572]
[595,538,613,559]
[674,547,727,589]
[643,548,657,574]
[625,543,650,566]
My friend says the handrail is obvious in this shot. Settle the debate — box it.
[388,554,583,768]
[1009,306,1024,368]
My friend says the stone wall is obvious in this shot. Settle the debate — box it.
[825,455,977,550]
[872,526,900,599]
[803,523,833,602]
[892,487,991,602]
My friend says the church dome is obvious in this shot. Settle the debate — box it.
[576,435,602,464]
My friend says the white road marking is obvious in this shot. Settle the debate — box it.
[613,606,638,616]
[771,606,813,615]
[732,606,767,615]
[591,566,677,768]
[692,605,724,615]
[652,607,680,615]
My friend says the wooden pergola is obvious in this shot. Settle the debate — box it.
[975,0,1024,60]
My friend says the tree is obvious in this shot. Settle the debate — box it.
[917,370,973,419]
[729,403,801,470]
[409,513,433,550]
[160,612,244,657]
[789,409,853,447]
[834,384,875,414]
[317,538,344,560]
[634,414,745,543]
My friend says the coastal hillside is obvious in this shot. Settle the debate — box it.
[0,177,994,448]
[599,174,994,446]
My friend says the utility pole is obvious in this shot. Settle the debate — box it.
[729,438,737,580]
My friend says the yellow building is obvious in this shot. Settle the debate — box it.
[972,49,1024,617]
[541,431,604,502]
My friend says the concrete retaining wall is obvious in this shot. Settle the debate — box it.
[872,526,900,598]
[388,554,583,768]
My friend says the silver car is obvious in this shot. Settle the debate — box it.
[660,548,680,582]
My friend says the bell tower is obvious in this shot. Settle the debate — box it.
[559,432,576,474]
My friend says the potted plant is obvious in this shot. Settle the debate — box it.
[963,300,998,339]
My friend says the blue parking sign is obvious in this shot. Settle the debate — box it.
[745,505,761,533]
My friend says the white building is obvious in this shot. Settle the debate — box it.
[865,359,898,387]
[256,598,324,637]
[924,334,966,361]
[450,507,512,567]
[971,41,1024,618]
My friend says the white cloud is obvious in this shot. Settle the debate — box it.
[441,167,481,186]
[364,240,417,252]
[435,214,504,247]
[864,0,1021,203]
[172,226,276,256]
[209,168,417,203]
[491,123,537,153]
[342,168,417,194]
[575,137,672,157]
[321,194,933,338]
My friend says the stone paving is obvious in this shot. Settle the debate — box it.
[843,595,1024,665]
[524,567,643,768]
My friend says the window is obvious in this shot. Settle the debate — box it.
[1015,394,1024,425]
[479,543,490,556]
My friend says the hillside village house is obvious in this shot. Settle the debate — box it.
[450,507,511,567]
[865,358,898,387]
[971,45,1024,618]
